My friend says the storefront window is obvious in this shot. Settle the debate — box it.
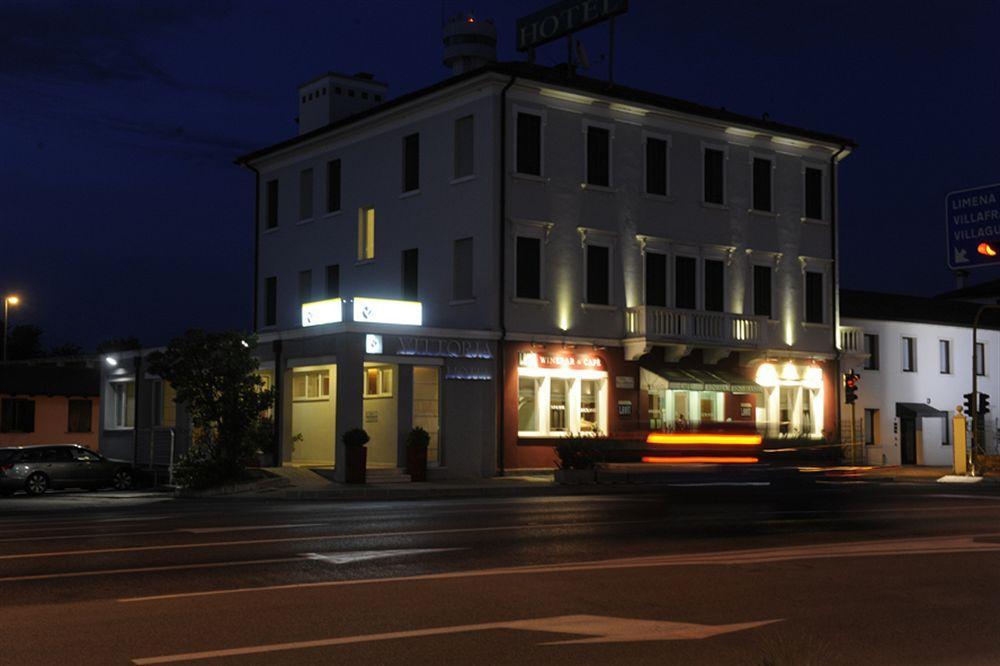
[648,391,663,430]
[549,379,568,432]
[363,367,393,398]
[293,370,330,401]
[517,361,607,437]
[518,377,539,432]
[580,380,598,432]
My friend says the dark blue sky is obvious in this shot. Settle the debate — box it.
[3,0,999,351]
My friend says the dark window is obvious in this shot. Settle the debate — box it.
[325,265,339,299]
[645,252,667,307]
[516,113,542,176]
[298,269,312,305]
[266,179,279,229]
[753,157,772,211]
[326,159,341,213]
[753,266,772,318]
[863,334,879,370]
[586,245,610,305]
[43,446,74,462]
[454,115,474,179]
[902,337,917,372]
[516,236,541,299]
[453,237,474,301]
[402,248,419,300]
[1,398,35,433]
[703,148,725,204]
[645,137,667,195]
[704,260,724,312]
[586,126,610,187]
[805,167,823,219]
[976,342,987,376]
[805,271,824,323]
[264,276,277,327]
[402,133,419,192]
[674,256,696,309]
[68,399,92,433]
[299,168,313,219]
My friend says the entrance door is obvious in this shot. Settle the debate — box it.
[413,367,440,463]
[900,417,917,464]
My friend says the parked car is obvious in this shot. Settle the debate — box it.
[0,445,134,496]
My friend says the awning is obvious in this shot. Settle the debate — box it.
[896,403,948,419]
[640,366,762,394]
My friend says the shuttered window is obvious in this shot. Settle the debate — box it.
[586,126,610,187]
[645,252,667,307]
[645,137,667,195]
[516,113,542,176]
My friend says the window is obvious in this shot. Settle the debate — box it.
[517,371,608,436]
[151,381,176,428]
[364,366,393,398]
[864,334,880,370]
[68,399,92,433]
[516,112,542,175]
[645,137,668,196]
[976,342,987,376]
[325,265,339,299]
[265,179,279,229]
[674,256,696,309]
[939,339,952,374]
[264,276,277,327]
[585,244,610,305]
[901,337,917,372]
[358,207,375,260]
[326,159,341,213]
[454,115,474,179]
[1,398,35,433]
[549,378,568,432]
[292,370,330,401]
[107,381,135,428]
[804,271,824,323]
[585,125,610,187]
[805,167,823,219]
[864,408,880,445]
[516,236,542,299]
[752,157,772,212]
[580,379,599,432]
[74,448,101,462]
[402,133,419,192]
[703,147,725,205]
[298,269,312,306]
[753,265,772,318]
[402,248,418,301]
[299,168,313,220]
[704,259,724,312]
[645,251,667,307]
[453,237,474,301]
[518,377,540,432]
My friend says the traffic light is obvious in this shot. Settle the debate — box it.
[964,392,976,416]
[979,392,991,415]
[844,372,859,405]
[978,242,998,257]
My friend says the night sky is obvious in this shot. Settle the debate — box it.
[3,0,999,352]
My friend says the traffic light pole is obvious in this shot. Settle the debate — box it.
[971,304,1000,475]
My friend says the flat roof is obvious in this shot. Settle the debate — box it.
[841,289,1000,330]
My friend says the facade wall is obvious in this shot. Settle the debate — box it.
[0,394,99,450]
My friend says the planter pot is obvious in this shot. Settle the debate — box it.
[406,445,428,482]
[345,446,367,484]
[554,468,596,485]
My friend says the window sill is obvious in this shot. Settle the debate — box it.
[642,192,675,202]
[292,397,330,403]
[364,393,393,400]
[449,298,476,306]
[511,297,550,305]
[399,189,421,199]
[296,217,315,226]
[801,216,828,225]
[512,172,546,183]
[355,259,375,266]
[450,174,477,185]
[581,183,614,193]
[104,427,134,432]
[322,210,343,219]
[581,303,618,312]
[801,322,830,328]
[701,202,729,211]
[749,209,779,218]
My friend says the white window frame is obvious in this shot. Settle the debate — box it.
[292,369,331,402]
[939,338,952,375]
[801,162,827,222]
[516,368,609,437]
[512,106,546,178]
[642,131,672,198]
[700,142,729,207]
[106,379,135,430]
[901,336,917,373]
[749,151,776,213]
[582,119,614,189]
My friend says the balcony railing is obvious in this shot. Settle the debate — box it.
[840,326,865,354]
[625,307,767,348]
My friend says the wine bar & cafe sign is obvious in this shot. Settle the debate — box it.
[518,351,605,370]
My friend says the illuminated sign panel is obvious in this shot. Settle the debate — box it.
[518,350,605,371]
[365,334,383,354]
[946,182,1000,269]
[352,297,422,326]
[302,298,343,327]
[516,0,628,52]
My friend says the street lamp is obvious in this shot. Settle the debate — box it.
[3,294,19,363]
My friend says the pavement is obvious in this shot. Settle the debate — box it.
[3,484,1000,663]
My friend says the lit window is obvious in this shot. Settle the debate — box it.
[292,370,330,401]
[549,378,568,432]
[364,366,393,398]
[107,381,135,428]
[516,368,608,437]
[151,380,177,428]
[358,208,375,260]
[580,380,599,432]
[518,377,540,432]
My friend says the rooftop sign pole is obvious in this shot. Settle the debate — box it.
[516,0,628,54]
[945,182,1000,270]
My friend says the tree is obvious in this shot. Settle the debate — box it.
[5,324,46,360]
[147,330,272,485]
[50,343,84,357]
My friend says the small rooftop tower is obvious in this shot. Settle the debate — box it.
[443,14,496,75]
[297,71,388,135]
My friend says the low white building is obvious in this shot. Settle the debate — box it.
[840,290,1000,466]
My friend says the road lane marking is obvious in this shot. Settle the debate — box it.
[119,532,1000,603]
[179,523,326,534]
[0,519,654,562]
[304,548,463,564]
[0,557,303,583]
[131,614,781,663]
[0,523,328,543]
[918,494,1000,501]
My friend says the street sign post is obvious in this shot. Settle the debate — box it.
[946,182,1000,270]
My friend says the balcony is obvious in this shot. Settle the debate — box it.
[625,306,768,349]
[839,325,867,356]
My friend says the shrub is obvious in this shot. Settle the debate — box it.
[555,436,605,470]
[406,426,430,449]
[342,427,370,448]
[171,442,241,490]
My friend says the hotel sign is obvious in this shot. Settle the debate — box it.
[516,0,628,52]
[301,298,343,327]
[518,350,605,371]
[352,297,422,326]
[946,182,1000,269]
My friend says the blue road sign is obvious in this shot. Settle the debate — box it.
[947,182,1000,269]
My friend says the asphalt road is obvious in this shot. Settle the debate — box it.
[2,482,1000,665]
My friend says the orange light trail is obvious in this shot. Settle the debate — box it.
[641,456,759,464]
[645,433,763,446]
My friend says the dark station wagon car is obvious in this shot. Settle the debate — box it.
[0,444,134,496]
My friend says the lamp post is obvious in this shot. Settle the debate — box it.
[3,295,19,363]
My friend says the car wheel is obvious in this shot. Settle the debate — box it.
[25,473,49,496]
[112,469,133,491]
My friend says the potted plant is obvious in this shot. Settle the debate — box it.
[342,427,369,484]
[554,436,603,484]
[406,426,431,482]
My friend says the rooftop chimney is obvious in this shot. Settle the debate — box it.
[296,71,388,135]
[443,14,496,75]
